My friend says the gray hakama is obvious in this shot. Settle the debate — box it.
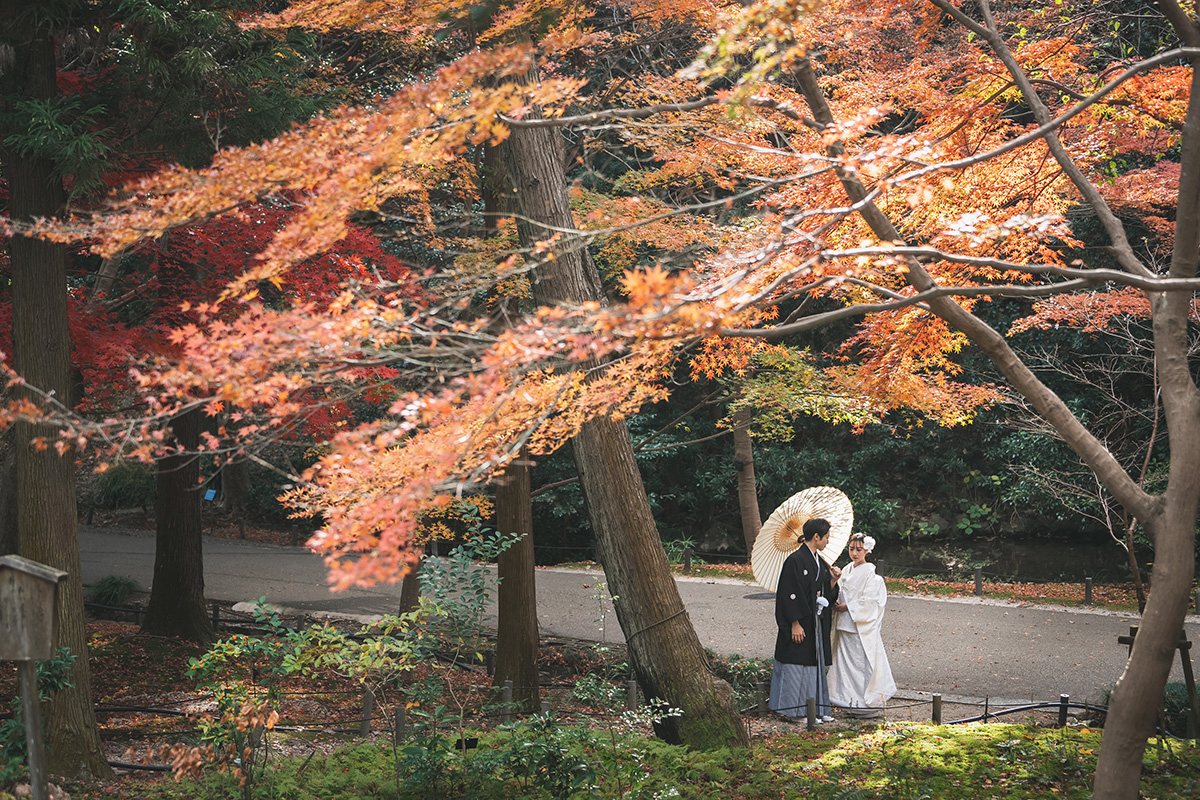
[769,649,830,719]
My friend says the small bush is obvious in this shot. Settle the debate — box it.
[709,652,772,704]
[570,674,626,710]
[1097,682,1195,736]
[89,462,156,510]
[89,574,141,607]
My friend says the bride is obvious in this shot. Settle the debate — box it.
[828,534,896,716]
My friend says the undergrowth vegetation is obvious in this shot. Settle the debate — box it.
[4,530,1197,800]
[57,723,1200,799]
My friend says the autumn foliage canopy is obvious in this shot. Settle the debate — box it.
[2,0,1194,588]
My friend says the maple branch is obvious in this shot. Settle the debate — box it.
[629,388,725,453]
[928,0,1156,279]
[787,54,1153,520]
[1028,78,1183,130]
[245,453,310,488]
[485,170,823,256]
[498,95,818,132]
[501,96,725,128]
[719,278,1098,340]
[819,246,1200,292]
[900,48,1200,186]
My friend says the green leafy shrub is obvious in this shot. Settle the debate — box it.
[570,674,627,710]
[498,714,597,797]
[88,462,156,510]
[88,574,141,607]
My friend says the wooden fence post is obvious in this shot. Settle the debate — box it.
[626,680,638,711]
[932,693,942,724]
[1058,694,1070,727]
[1084,578,1093,606]
[394,706,406,741]
[360,686,375,736]
[806,698,817,731]
[974,568,983,596]
[501,680,513,723]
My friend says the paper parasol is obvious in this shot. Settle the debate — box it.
[750,486,854,592]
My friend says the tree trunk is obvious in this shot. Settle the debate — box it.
[0,430,17,556]
[502,99,747,749]
[221,458,251,518]
[141,408,215,645]
[398,552,423,614]
[732,408,761,552]
[88,254,123,305]
[493,452,540,709]
[3,5,113,779]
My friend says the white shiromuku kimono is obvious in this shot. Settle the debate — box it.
[828,561,896,711]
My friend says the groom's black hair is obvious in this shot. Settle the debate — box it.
[802,518,831,541]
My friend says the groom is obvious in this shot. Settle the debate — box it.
[769,517,841,722]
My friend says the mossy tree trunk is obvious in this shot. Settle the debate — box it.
[3,1,112,778]
[502,92,747,749]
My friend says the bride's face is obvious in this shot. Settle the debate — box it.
[848,541,868,566]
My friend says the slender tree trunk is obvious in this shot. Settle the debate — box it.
[503,98,747,749]
[493,452,539,709]
[88,254,123,305]
[141,409,215,645]
[732,408,761,552]
[1123,521,1147,613]
[398,552,423,614]
[3,5,112,779]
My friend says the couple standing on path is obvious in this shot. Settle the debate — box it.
[769,518,897,721]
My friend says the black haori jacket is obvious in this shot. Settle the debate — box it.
[773,544,839,666]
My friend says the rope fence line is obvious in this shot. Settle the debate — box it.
[91,680,1125,739]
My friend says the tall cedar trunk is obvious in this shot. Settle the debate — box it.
[493,453,540,709]
[794,51,1197,799]
[502,108,747,749]
[221,458,252,518]
[482,140,542,707]
[4,5,113,778]
[141,409,215,645]
[732,408,761,552]
[0,430,17,556]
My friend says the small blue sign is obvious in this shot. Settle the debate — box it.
[204,489,217,501]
